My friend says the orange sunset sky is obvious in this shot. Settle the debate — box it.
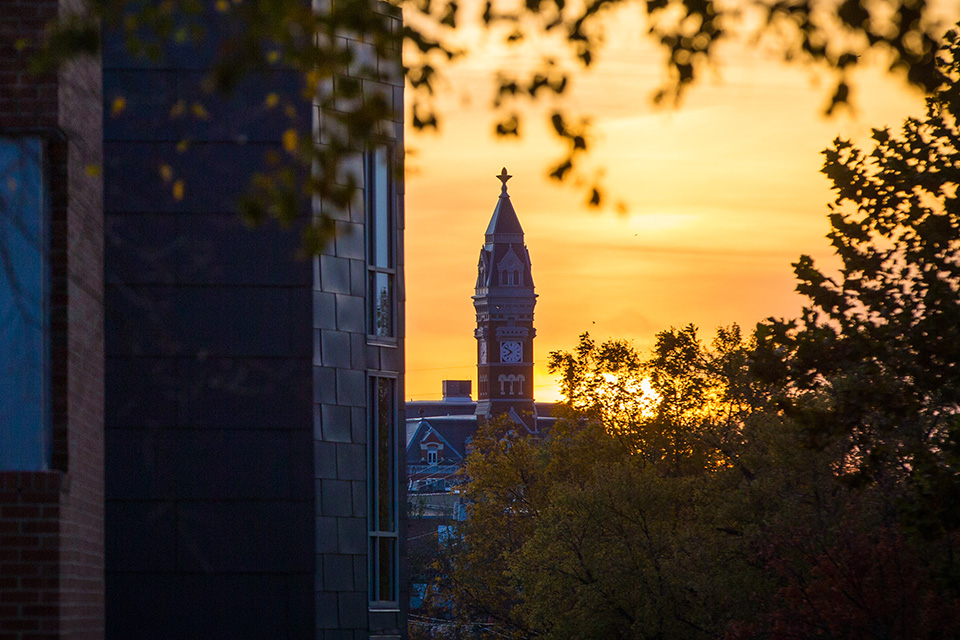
[402,6,932,402]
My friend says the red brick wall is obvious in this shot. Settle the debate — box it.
[0,472,64,640]
[0,0,59,130]
[0,0,105,638]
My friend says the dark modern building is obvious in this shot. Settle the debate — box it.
[2,2,406,640]
[102,13,406,640]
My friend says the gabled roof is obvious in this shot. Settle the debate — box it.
[507,406,538,434]
[407,415,477,460]
[497,245,523,271]
[420,429,445,447]
[406,416,478,462]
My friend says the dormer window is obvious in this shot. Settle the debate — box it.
[420,431,445,465]
[497,247,524,287]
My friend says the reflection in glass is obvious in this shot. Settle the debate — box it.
[370,272,393,338]
[367,146,395,339]
[378,535,395,602]
[375,377,395,531]
[369,147,392,268]
[0,138,49,470]
[369,377,398,605]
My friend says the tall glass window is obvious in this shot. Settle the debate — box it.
[369,376,398,607]
[0,138,50,470]
[367,147,395,339]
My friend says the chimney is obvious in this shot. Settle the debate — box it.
[441,380,472,402]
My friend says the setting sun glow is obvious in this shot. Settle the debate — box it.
[403,6,927,402]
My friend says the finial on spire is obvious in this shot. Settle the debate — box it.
[497,167,512,195]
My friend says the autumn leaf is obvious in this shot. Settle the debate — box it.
[282,129,298,154]
[190,102,209,120]
[111,96,126,116]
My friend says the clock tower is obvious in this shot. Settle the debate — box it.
[474,168,538,430]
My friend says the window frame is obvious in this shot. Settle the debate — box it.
[366,146,397,344]
[368,374,400,609]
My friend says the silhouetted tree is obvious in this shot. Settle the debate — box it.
[757,28,960,536]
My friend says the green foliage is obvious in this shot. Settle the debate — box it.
[548,332,652,447]
[439,321,960,639]
[548,324,758,475]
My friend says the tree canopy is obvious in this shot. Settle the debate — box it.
[757,27,960,528]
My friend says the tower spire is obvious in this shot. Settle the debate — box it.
[484,167,524,239]
[473,168,538,431]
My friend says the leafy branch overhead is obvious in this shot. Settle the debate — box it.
[34,0,959,248]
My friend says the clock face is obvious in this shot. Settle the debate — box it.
[500,341,522,363]
[479,340,487,364]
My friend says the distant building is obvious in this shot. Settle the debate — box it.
[405,170,554,498]
[406,379,555,495]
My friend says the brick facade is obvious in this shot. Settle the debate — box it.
[0,0,58,130]
[0,0,105,638]
[0,472,63,639]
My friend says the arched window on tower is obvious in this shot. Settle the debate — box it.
[498,374,507,395]
[516,374,525,395]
